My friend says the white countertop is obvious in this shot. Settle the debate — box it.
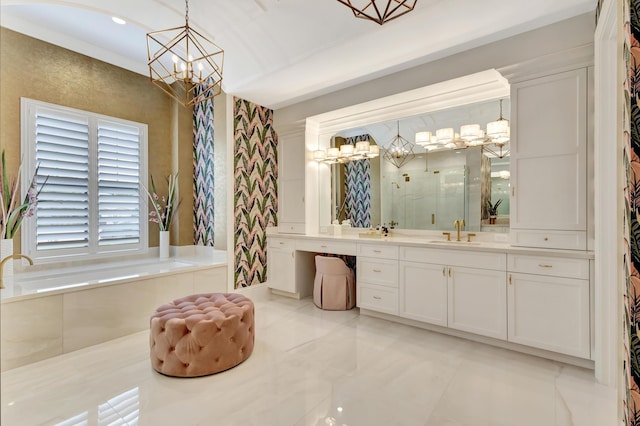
[267,230,594,259]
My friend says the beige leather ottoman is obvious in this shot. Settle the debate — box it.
[150,293,255,377]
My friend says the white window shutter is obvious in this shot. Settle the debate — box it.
[34,109,90,251]
[97,120,141,246]
[22,98,148,260]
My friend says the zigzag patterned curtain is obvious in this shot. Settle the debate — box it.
[193,83,216,246]
[344,135,371,228]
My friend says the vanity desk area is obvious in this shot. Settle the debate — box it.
[270,51,596,368]
[266,230,594,367]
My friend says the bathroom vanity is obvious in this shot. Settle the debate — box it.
[266,232,593,366]
[269,48,595,367]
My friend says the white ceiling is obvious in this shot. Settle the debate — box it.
[0,0,595,109]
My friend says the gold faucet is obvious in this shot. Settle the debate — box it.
[0,254,33,289]
[453,219,466,242]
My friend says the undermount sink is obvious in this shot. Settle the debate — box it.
[358,233,385,239]
[428,240,481,245]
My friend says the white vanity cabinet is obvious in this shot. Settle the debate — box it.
[510,67,589,250]
[399,261,448,326]
[399,246,507,340]
[277,131,305,234]
[267,237,315,298]
[507,254,590,359]
[447,266,507,340]
[356,243,399,315]
[267,238,296,293]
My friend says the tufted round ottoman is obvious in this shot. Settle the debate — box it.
[149,293,255,377]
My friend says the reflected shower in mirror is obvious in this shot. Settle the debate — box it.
[329,98,510,232]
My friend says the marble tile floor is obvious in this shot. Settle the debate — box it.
[1,293,617,426]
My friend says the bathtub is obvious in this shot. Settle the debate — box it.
[1,247,228,371]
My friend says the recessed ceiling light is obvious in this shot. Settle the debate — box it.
[112,17,126,25]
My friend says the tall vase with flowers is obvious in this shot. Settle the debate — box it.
[1,150,47,278]
[145,172,180,258]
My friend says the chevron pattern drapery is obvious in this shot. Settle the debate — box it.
[233,98,278,289]
[193,84,216,246]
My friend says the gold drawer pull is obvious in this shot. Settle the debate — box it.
[544,237,549,241]
[538,264,553,268]
[373,250,382,253]
[279,242,284,245]
[373,296,382,300]
[320,245,328,248]
[373,269,382,273]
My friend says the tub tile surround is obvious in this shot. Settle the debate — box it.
[1,247,228,371]
[0,296,616,426]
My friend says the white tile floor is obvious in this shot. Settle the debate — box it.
[1,293,617,426]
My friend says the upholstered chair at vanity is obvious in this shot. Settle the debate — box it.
[313,255,356,310]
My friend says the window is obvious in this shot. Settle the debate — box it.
[21,98,148,260]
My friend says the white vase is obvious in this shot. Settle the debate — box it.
[159,231,170,259]
[1,238,14,279]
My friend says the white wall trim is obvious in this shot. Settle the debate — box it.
[594,0,621,389]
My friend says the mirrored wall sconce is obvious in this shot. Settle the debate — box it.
[314,143,380,163]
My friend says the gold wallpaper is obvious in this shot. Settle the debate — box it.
[0,27,195,249]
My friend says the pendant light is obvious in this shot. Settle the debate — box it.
[147,0,224,107]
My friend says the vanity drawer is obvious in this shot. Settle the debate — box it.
[357,243,399,259]
[357,284,398,315]
[278,223,305,234]
[295,239,357,255]
[268,237,296,250]
[400,246,506,271]
[510,230,587,251]
[357,257,398,287]
[508,254,589,279]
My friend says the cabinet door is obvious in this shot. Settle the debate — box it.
[279,179,305,224]
[399,261,447,326]
[267,247,295,293]
[508,273,590,358]
[278,133,306,233]
[510,68,587,239]
[448,267,507,340]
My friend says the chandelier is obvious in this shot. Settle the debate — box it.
[414,99,510,157]
[314,140,380,164]
[336,0,417,25]
[147,0,224,107]
[383,121,415,168]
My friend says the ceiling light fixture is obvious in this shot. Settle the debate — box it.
[414,99,510,156]
[112,17,126,25]
[146,0,224,107]
[383,121,415,168]
[336,0,417,25]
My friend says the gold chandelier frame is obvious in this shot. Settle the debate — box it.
[147,0,224,107]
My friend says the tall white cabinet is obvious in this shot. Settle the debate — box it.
[510,67,589,250]
[277,130,306,234]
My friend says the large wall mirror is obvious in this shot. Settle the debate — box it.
[321,98,511,233]
[309,69,511,234]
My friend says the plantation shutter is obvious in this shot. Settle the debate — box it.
[97,120,141,246]
[34,109,90,250]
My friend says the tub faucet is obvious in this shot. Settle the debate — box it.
[0,254,33,289]
[453,219,466,242]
